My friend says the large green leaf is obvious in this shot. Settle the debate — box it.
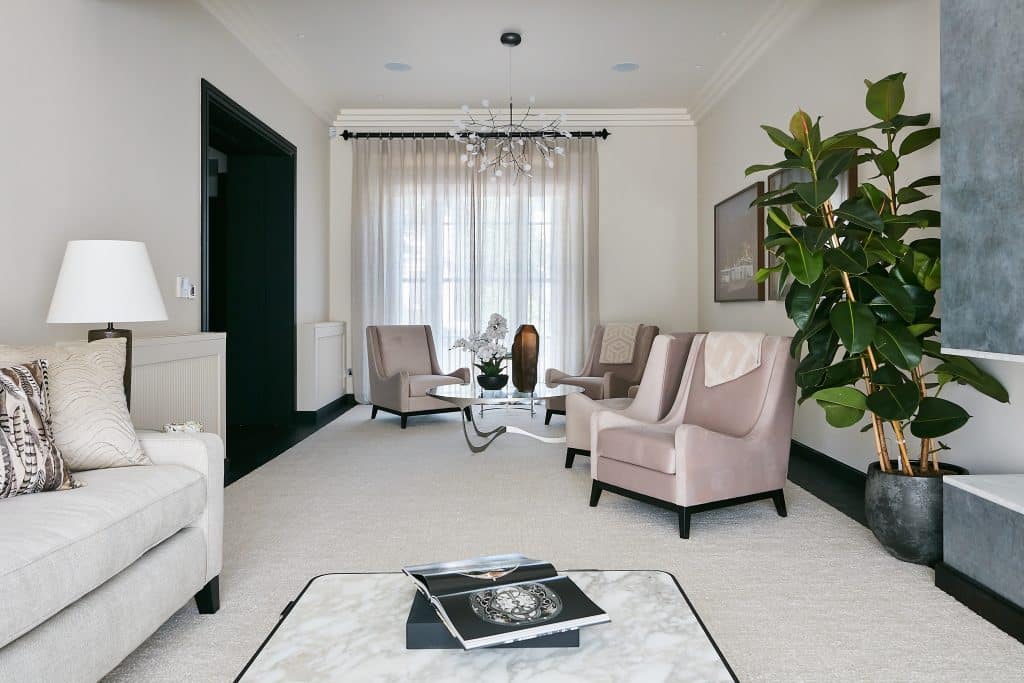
[866,379,921,420]
[782,242,824,285]
[896,187,930,205]
[789,111,814,147]
[907,175,940,189]
[762,125,803,156]
[786,280,825,330]
[821,134,881,153]
[835,197,885,233]
[874,150,899,175]
[822,357,866,389]
[830,301,877,353]
[812,387,868,428]
[858,183,888,211]
[865,73,906,121]
[794,178,839,208]
[744,158,809,175]
[903,284,937,321]
[823,239,869,274]
[817,150,857,182]
[859,274,915,321]
[935,356,1010,403]
[911,397,970,438]
[899,127,941,156]
[898,239,941,291]
[873,323,923,370]
[880,112,931,131]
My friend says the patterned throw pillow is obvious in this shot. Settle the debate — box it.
[0,360,79,498]
[0,339,147,471]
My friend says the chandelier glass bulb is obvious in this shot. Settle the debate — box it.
[451,32,570,181]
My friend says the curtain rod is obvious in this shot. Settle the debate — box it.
[338,128,610,141]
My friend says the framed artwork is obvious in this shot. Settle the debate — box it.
[714,182,764,302]
[764,165,859,300]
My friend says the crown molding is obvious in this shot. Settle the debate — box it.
[197,0,335,122]
[333,108,693,131]
[690,0,822,122]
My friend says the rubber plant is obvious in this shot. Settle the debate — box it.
[746,72,1009,476]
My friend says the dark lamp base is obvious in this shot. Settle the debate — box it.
[87,324,132,407]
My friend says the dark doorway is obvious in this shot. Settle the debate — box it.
[201,80,297,482]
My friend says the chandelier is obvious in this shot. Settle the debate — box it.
[450,32,571,181]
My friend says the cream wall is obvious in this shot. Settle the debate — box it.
[0,0,330,405]
[329,122,698,392]
[697,0,1024,474]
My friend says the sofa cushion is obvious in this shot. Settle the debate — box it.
[0,339,147,470]
[552,376,605,399]
[407,374,462,397]
[375,326,433,376]
[597,427,677,474]
[0,360,79,498]
[0,464,204,647]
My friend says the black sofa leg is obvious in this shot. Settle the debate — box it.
[545,409,554,426]
[565,449,576,469]
[589,481,602,507]
[371,405,379,419]
[401,415,408,429]
[463,406,472,422]
[772,489,788,517]
[195,576,220,614]
[678,507,691,539]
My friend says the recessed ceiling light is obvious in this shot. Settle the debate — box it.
[611,62,639,72]
[384,62,412,72]
[720,31,728,37]
[695,64,704,70]
[296,33,306,39]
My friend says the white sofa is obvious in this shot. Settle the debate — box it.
[0,431,224,682]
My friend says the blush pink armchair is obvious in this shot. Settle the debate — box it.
[544,324,659,425]
[366,325,470,428]
[589,334,797,538]
[564,333,696,469]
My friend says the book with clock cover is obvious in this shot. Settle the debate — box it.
[402,553,609,650]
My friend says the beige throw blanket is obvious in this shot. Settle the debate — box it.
[599,323,641,364]
[704,332,765,387]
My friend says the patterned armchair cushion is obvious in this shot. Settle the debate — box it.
[0,339,147,471]
[0,360,78,498]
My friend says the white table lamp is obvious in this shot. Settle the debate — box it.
[47,240,168,405]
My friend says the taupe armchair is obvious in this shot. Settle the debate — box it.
[564,333,696,468]
[590,334,797,538]
[366,325,470,428]
[544,324,659,425]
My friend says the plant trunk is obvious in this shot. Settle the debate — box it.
[823,200,911,476]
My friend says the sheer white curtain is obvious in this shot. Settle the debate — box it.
[351,136,599,402]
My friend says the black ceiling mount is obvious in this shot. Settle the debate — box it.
[500,32,522,47]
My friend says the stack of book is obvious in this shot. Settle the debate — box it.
[403,554,610,650]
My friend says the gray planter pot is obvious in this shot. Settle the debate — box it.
[864,461,968,566]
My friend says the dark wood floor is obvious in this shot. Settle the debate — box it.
[224,397,357,485]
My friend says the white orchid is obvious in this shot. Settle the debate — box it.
[451,313,510,376]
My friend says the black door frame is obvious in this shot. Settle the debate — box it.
[200,79,298,416]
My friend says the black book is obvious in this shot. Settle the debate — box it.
[402,554,609,650]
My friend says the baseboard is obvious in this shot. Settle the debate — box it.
[935,562,1024,644]
[787,440,867,527]
[294,394,357,427]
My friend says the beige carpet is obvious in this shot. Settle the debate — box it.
[108,405,1024,682]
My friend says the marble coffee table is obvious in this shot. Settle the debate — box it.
[237,570,736,682]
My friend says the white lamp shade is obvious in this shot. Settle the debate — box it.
[47,240,168,324]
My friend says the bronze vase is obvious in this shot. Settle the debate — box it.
[511,324,539,392]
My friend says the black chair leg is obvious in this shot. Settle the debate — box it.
[463,407,472,422]
[678,507,691,539]
[589,481,602,507]
[401,415,408,429]
[545,410,554,426]
[565,449,575,468]
[371,405,379,419]
[195,576,220,614]
[772,489,788,517]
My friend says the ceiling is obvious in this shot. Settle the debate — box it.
[200,0,805,121]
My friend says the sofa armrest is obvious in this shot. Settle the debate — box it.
[138,431,223,583]
[627,385,640,399]
[545,367,570,388]
[673,424,787,507]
